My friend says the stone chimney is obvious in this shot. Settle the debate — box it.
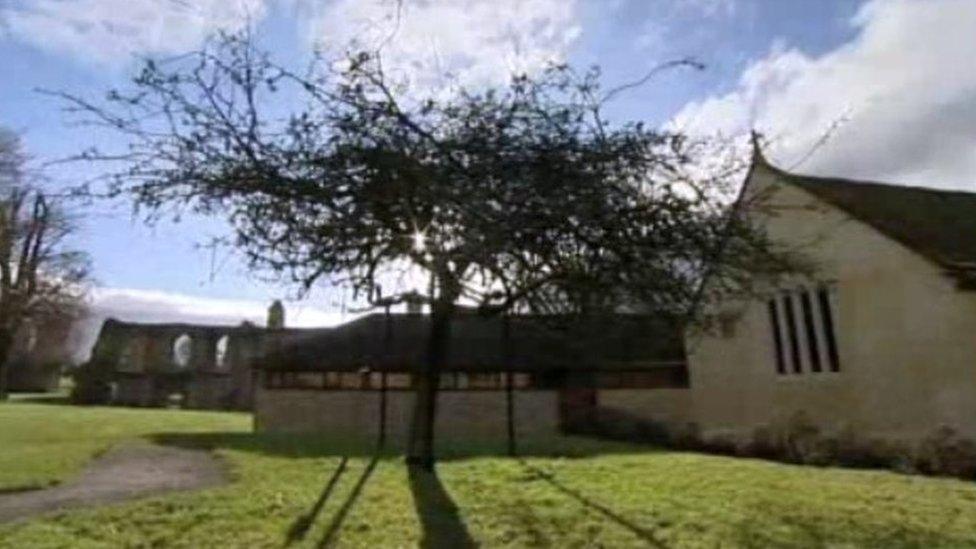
[267,300,285,329]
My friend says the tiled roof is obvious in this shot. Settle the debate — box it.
[258,312,686,372]
[759,151,976,271]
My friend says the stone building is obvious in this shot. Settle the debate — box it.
[82,146,976,456]
[79,302,330,410]
[685,144,976,449]
[254,312,689,445]
[252,145,976,451]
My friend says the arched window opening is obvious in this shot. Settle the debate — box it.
[173,334,193,369]
[215,335,230,370]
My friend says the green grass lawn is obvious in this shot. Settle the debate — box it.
[2,397,976,547]
[0,394,249,491]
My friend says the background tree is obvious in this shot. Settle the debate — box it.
[57,33,799,467]
[0,129,90,400]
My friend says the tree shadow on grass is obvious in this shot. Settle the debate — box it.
[149,431,663,462]
[518,459,668,548]
[317,455,380,548]
[408,466,477,548]
[284,457,349,546]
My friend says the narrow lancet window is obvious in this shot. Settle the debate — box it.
[782,295,802,373]
[817,286,840,372]
[768,299,786,374]
[800,290,822,372]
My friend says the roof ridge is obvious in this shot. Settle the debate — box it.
[754,151,976,273]
[763,159,976,197]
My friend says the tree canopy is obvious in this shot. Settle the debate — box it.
[57,32,800,465]
[0,129,90,399]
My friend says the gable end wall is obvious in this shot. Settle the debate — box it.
[686,164,976,444]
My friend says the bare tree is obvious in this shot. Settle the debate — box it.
[54,33,800,467]
[0,129,89,400]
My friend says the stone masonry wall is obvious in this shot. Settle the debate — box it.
[254,386,561,449]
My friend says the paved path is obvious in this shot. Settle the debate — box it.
[0,444,227,523]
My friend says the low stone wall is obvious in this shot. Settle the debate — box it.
[105,373,250,410]
[254,387,560,449]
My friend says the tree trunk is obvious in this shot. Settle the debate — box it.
[407,303,453,470]
[0,329,15,401]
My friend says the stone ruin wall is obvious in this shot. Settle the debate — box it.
[85,319,272,410]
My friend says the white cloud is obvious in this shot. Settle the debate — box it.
[89,286,346,327]
[70,286,351,362]
[1,0,266,65]
[632,0,736,54]
[306,0,582,91]
[675,0,736,18]
[672,0,976,190]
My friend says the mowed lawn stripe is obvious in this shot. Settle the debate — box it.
[2,399,976,547]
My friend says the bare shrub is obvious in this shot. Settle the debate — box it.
[780,411,834,465]
[915,426,976,478]
[746,425,781,459]
[669,422,702,451]
[586,410,975,481]
[826,429,913,472]
[698,431,739,456]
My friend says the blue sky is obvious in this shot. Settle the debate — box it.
[1,0,974,335]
